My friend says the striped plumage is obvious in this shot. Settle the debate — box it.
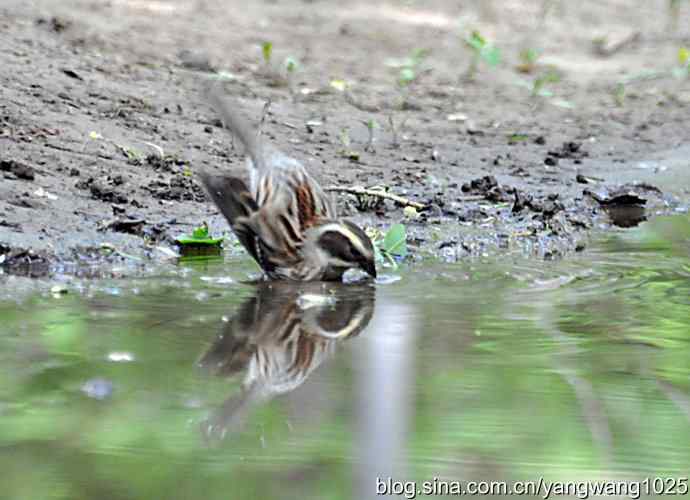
[199,89,376,281]
[198,282,375,438]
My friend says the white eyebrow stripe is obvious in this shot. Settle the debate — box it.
[315,308,370,339]
[316,223,370,255]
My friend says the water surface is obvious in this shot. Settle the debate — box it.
[1,215,689,499]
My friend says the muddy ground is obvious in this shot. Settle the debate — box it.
[1,0,689,277]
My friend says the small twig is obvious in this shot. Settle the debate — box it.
[100,243,143,261]
[362,120,377,152]
[98,218,146,232]
[258,99,272,136]
[619,69,670,86]
[325,185,426,210]
[45,142,115,161]
[138,140,165,158]
[387,113,408,149]
[254,98,272,153]
[593,32,641,57]
[457,195,488,202]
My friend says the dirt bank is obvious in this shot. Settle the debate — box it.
[1,0,689,277]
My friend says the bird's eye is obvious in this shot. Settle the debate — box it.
[318,231,358,262]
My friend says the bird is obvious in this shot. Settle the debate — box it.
[198,89,377,281]
[197,281,375,439]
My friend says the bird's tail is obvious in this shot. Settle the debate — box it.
[206,87,264,171]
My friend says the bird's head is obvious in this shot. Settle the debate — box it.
[310,220,377,279]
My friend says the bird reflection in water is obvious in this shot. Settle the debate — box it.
[197,281,375,440]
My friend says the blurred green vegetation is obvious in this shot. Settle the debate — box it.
[0,215,689,499]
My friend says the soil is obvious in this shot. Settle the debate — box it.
[1,0,690,277]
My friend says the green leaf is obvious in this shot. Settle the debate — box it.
[261,42,273,64]
[481,46,501,67]
[542,70,562,83]
[175,236,223,247]
[520,48,539,64]
[410,48,430,65]
[382,223,408,258]
[330,79,348,91]
[398,67,416,86]
[192,224,209,239]
[508,133,529,144]
[284,56,298,73]
[367,119,379,130]
[466,31,486,51]
[465,31,499,67]
[175,223,223,248]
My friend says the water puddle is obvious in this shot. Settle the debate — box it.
[1,215,689,499]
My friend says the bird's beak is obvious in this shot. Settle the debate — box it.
[361,260,377,279]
